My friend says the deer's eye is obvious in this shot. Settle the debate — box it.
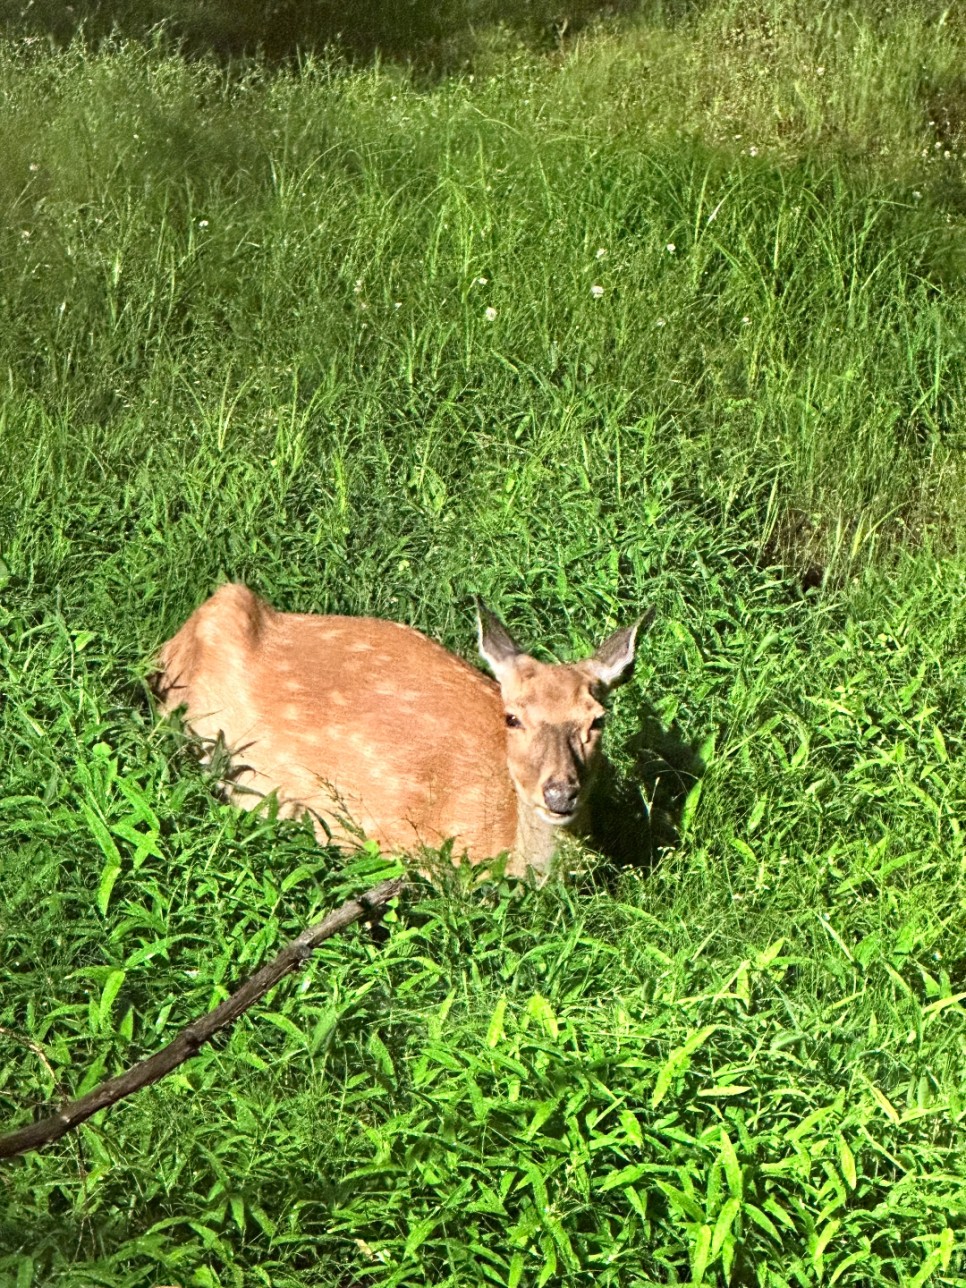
[590,715,606,732]
[505,713,523,729]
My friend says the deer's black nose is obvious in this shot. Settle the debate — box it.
[543,780,579,816]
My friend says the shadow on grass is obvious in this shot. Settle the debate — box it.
[1,0,705,68]
[589,702,705,874]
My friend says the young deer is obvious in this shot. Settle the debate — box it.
[155,585,642,878]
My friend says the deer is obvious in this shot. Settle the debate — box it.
[153,584,644,879]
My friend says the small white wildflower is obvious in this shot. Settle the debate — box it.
[20,229,30,240]
[935,141,943,150]
[655,317,666,327]
[913,190,922,201]
[748,146,759,157]
[354,278,364,293]
[590,284,604,299]
[28,162,39,172]
[484,306,497,321]
[816,65,825,76]
[473,275,488,286]
[742,315,751,325]
[198,219,209,228]
[595,247,607,260]
[393,301,402,309]
[944,150,952,159]
[666,242,676,253]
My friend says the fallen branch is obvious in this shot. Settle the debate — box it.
[0,876,407,1160]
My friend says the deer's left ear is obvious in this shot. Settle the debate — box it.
[585,606,654,690]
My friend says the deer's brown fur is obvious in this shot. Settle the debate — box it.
[155,584,640,878]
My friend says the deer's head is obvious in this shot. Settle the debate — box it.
[476,600,647,827]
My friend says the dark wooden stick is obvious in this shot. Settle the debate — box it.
[0,877,407,1160]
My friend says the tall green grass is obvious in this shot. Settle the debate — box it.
[1,3,965,1284]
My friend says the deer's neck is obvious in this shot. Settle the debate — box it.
[512,800,584,881]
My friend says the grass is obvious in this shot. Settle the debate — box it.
[1,1,966,1283]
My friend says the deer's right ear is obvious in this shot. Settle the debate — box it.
[586,605,655,690]
[475,598,522,683]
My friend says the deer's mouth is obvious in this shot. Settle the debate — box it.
[535,804,579,826]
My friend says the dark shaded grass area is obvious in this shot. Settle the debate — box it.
[0,0,684,65]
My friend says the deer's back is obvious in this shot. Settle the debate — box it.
[157,584,517,859]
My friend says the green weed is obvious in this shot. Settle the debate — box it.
[1,3,965,1284]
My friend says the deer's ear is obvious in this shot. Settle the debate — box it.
[585,606,654,690]
[475,598,523,683]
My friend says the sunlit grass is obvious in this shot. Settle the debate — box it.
[1,3,965,1284]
